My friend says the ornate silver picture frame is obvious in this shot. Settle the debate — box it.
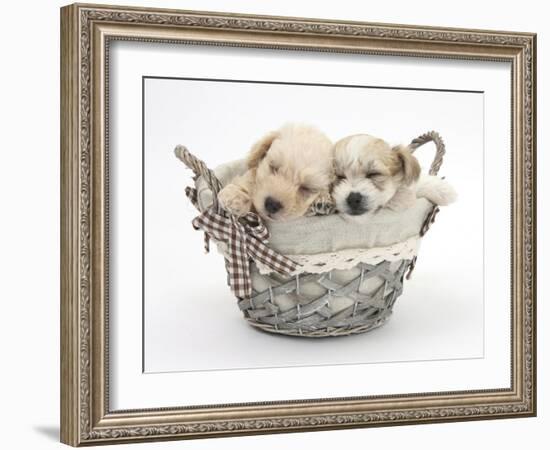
[61,3,536,446]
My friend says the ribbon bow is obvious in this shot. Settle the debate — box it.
[186,187,299,299]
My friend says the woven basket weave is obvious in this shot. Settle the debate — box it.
[177,131,446,338]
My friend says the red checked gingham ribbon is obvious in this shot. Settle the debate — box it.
[185,187,299,299]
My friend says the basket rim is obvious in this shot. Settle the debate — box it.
[210,234,421,275]
[195,158,435,256]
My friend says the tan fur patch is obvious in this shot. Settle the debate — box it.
[247,131,279,169]
[393,145,421,185]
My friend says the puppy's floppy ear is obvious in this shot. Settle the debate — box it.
[393,145,421,185]
[247,131,279,169]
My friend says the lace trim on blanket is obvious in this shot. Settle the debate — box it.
[213,235,420,275]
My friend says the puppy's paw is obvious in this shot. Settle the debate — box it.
[416,176,457,206]
[218,184,252,217]
[307,191,335,216]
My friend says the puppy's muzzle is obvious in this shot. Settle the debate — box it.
[264,196,283,215]
[346,192,367,215]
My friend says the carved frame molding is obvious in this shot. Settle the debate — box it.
[60,3,536,446]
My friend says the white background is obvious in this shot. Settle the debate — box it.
[142,75,488,373]
[0,0,546,449]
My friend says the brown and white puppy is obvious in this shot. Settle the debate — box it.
[218,124,334,221]
[332,134,456,216]
[332,134,422,216]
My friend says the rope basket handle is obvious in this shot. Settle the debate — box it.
[174,145,223,213]
[408,130,445,176]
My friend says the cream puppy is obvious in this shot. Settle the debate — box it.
[332,134,456,216]
[218,124,334,221]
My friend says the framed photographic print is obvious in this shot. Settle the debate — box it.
[60,3,537,446]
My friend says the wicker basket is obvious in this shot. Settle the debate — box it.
[176,132,446,338]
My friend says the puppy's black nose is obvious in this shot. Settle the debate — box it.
[265,196,283,214]
[346,192,363,209]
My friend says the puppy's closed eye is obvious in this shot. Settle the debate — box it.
[269,163,279,174]
[336,174,346,182]
[299,185,316,196]
[365,171,383,179]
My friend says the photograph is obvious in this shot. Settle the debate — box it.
[57,2,537,446]
[143,74,480,374]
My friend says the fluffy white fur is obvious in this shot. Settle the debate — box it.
[218,123,334,221]
[332,134,456,216]
[415,175,457,205]
[332,134,418,215]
